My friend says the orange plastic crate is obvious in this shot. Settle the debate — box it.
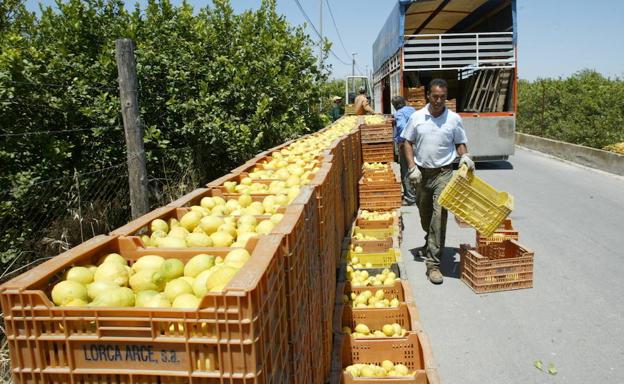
[476,218,519,247]
[339,332,440,384]
[361,142,394,163]
[359,123,394,144]
[460,240,534,293]
[356,210,400,229]
[340,303,421,333]
[351,237,394,253]
[0,235,289,383]
[344,280,407,302]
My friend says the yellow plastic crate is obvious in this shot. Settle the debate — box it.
[438,165,513,237]
[347,248,399,267]
[351,225,396,240]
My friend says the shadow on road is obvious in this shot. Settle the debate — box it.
[408,246,461,278]
[475,161,514,170]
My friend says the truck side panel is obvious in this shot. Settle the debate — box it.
[462,116,515,159]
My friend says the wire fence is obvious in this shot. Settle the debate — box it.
[0,145,207,285]
[147,145,204,209]
[0,145,208,384]
[0,161,131,282]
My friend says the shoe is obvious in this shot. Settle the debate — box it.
[426,268,443,284]
[417,246,427,258]
[413,246,426,260]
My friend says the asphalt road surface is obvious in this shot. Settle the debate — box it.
[399,146,624,384]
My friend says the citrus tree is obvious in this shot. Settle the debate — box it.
[517,70,624,150]
[0,0,329,269]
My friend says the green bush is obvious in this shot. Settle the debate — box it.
[517,70,624,149]
[0,0,328,271]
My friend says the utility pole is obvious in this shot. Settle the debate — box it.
[115,38,149,219]
[351,52,358,97]
[318,0,323,111]
[318,0,323,70]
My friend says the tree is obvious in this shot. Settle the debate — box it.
[517,70,624,149]
[0,0,329,270]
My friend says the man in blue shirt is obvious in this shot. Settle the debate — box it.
[391,95,417,205]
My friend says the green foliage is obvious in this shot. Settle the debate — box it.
[320,78,345,108]
[0,0,328,271]
[517,70,624,149]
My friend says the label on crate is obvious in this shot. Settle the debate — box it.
[73,341,188,370]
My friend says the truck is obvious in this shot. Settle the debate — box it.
[372,0,518,160]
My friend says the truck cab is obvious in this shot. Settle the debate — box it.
[372,0,518,160]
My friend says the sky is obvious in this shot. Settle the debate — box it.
[22,0,624,81]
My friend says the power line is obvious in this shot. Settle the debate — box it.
[325,0,351,60]
[0,126,121,138]
[6,80,118,92]
[356,63,366,76]
[292,0,351,66]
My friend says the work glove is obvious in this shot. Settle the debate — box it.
[459,153,475,171]
[407,166,422,190]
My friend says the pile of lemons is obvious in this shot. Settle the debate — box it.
[345,361,414,378]
[343,289,400,309]
[50,249,251,309]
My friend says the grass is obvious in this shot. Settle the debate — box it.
[1,321,10,384]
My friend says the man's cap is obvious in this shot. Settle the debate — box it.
[332,95,342,101]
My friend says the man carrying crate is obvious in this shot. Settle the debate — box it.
[400,78,475,284]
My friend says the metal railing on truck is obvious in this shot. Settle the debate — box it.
[403,32,515,71]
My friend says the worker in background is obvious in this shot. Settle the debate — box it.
[354,86,374,115]
[401,78,475,285]
[329,96,343,122]
[391,95,416,206]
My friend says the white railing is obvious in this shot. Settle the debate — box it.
[402,32,515,71]
[373,50,401,84]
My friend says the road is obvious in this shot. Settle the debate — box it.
[399,146,624,384]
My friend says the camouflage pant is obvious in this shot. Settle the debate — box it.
[414,168,452,269]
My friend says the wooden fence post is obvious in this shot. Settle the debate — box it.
[115,38,149,219]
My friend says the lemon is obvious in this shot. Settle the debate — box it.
[185,232,213,247]
[97,253,127,266]
[87,280,117,300]
[354,324,370,334]
[382,324,395,337]
[51,280,88,306]
[200,197,216,210]
[135,290,160,307]
[205,265,239,292]
[157,236,186,248]
[180,211,202,231]
[65,266,94,285]
[255,220,275,235]
[129,269,165,292]
[150,219,169,233]
[224,249,251,269]
[132,255,165,272]
[184,254,215,277]
[210,231,233,247]
[94,261,129,286]
[164,278,193,301]
[144,293,171,308]
[172,293,200,309]
[158,258,184,281]
[199,216,224,235]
